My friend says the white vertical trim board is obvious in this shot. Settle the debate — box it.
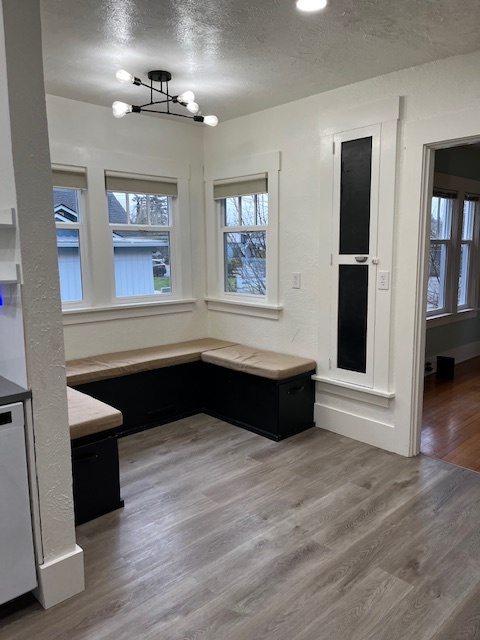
[400,109,480,456]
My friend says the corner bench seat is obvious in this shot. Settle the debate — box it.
[67,338,316,446]
[66,338,236,386]
[201,344,316,380]
[67,387,123,440]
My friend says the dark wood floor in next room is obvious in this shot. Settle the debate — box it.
[2,415,480,639]
[422,355,480,471]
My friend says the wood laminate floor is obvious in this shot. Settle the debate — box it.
[422,356,480,471]
[2,415,480,639]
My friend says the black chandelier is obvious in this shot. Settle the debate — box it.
[112,69,219,126]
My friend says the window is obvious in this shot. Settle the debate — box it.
[221,193,268,296]
[105,173,177,299]
[214,175,268,298]
[52,167,87,304]
[427,188,479,318]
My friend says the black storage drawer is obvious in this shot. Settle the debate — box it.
[278,377,315,438]
[203,363,315,441]
[72,436,123,526]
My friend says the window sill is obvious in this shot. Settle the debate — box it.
[62,298,197,325]
[426,308,478,328]
[312,375,395,408]
[205,297,283,319]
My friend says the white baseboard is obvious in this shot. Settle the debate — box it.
[426,340,480,375]
[34,544,84,609]
[314,403,409,456]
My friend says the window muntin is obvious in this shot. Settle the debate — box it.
[54,187,84,303]
[219,193,268,296]
[107,191,173,298]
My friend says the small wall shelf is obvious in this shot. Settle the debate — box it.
[0,263,21,284]
[0,208,16,228]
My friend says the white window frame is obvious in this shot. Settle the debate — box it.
[427,172,480,327]
[52,166,92,310]
[204,151,282,319]
[49,146,195,325]
[106,188,176,303]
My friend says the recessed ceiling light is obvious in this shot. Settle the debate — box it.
[296,0,328,12]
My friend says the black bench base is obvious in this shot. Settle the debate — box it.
[74,362,315,443]
[203,364,315,441]
[72,435,124,526]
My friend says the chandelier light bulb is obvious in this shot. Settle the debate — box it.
[112,101,132,118]
[177,90,195,104]
[296,0,327,11]
[203,115,218,127]
[186,101,200,114]
[116,69,135,84]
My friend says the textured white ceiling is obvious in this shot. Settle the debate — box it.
[40,0,480,122]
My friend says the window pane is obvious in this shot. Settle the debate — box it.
[53,187,80,222]
[430,196,453,240]
[338,265,368,373]
[241,195,255,226]
[458,243,470,307]
[148,195,170,226]
[427,243,447,312]
[128,194,148,225]
[225,198,239,226]
[339,137,372,255]
[107,192,128,224]
[462,200,475,240]
[56,229,83,302]
[224,231,266,296]
[112,230,171,297]
[257,193,269,225]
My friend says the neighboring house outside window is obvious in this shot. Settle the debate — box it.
[53,166,87,305]
[105,172,177,300]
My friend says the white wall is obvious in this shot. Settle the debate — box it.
[46,96,207,360]
[204,49,480,456]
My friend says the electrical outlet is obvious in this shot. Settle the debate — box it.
[292,272,301,289]
[378,271,390,290]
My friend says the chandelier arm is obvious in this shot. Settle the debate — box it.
[137,80,170,97]
[138,98,172,108]
[137,108,195,120]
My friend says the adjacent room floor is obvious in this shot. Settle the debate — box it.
[422,356,480,472]
[2,416,480,639]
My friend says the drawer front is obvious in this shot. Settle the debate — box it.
[278,374,315,437]
[72,437,122,525]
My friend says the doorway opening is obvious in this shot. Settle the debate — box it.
[421,141,480,471]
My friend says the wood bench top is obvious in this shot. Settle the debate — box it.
[201,344,316,380]
[67,387,123,440]
[66,338,236,386]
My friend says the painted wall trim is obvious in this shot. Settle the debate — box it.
[313,375,394,407]
[63,299,197,325]
[314,404,407,456]
[205,297,282,319]
[34,544,84,610]
[427,340,480,374]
